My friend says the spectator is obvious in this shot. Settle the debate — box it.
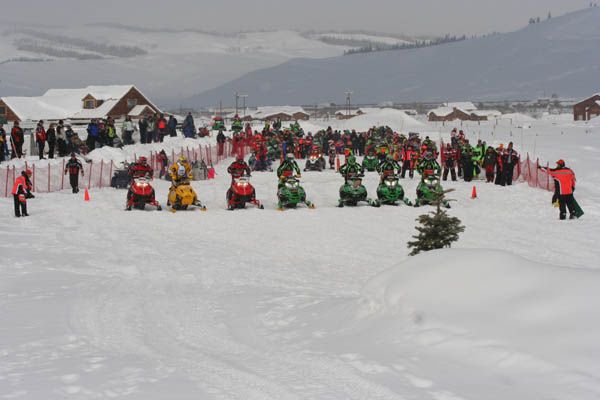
[12,169,34,217]
[168,114,179,137]
[35,120,46,159]
[0,124,7,163]
[46,123,57,159]
[138,116,148,144]
[182,112,195,138]
[122,116,136,145]
[10,121,24,159]
[86,119,100,151]
[540,160,581,220]
[157,113,168,142]
[217,130,226,157]
[502,142,519,186]
[482,147,497,183]
[56,120,68,157]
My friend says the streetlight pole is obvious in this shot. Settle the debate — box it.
[235,92,239,115]
[239,94,248,116]
[345,90,353,116]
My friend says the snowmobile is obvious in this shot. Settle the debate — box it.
[212,116,226,131]
[338,174,379,207]
[277,176,315,210]
[167,180,206,212]
[126,176,161,211]
[415,175,451,208]
[377,174,412,206]
[226,175,264,210]
[304,152,326,171]
[231,119,243,133]
[362,154,379,172]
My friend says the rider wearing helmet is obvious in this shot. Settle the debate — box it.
[417,151,441,178]
[12,169,34,217]
[377,154,401,181]
[128,156,154,179]
[339,155,364,181]
[227,154,251,180]
[277,153,301,188]
[169,155,193,185]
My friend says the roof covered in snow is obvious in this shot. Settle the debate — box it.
[471,109,502,117]
[428,107,455,117]
[254,106,309,118]
[128,104,154,117]
[1,85,157,121]
[444,101,477,111]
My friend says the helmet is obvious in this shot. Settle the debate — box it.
[24,169,32,177]
[556,159,565,167]
[386,154,394,161]
[348,155,356,164]
[138,156,147,164]
[286,153,294,161]
[178,155,187,162]
[236,154,244,162]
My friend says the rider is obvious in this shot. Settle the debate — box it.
[377,154,401,182]
[128,156,153,179]
[169,155,193,186]
[227,154,251,180]
[277,153,301,188]
[339,155,364,182]
[417,151,441,178]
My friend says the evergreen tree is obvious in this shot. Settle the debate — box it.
[407,194,465,256]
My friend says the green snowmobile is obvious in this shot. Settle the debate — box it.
[277,176,314,210]
[362,154,379,172]
[415,175,451,208]
[231,119,243,133]
[212,117,226,131]
[377,174,412,206]
[338,174,379,207]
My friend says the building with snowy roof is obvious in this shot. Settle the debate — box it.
[0,85,160,124]
[443,102,478,112]
[573,94,600,121]
[470,109,502,121]
[252,106,310,121]
[428,106,472,122]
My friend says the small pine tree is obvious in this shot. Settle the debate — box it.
[407,194,465,256]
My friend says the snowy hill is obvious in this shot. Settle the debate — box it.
[0,25,350,107]
[190,7,600,106]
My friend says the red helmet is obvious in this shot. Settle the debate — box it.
[236,154,244,162]
[556,159,565,167]
[24,169,33,177]
[138,156,147,164]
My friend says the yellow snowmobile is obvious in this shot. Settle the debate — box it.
[167,179,206,211]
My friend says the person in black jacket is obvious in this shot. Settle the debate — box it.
[10,121,24,159]
[64,153,84,193]
[46,124,57,159]
[138,117,148,144]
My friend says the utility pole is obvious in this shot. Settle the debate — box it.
[345,90,353,116]
[239,94,248,116]
[235,92,239,115]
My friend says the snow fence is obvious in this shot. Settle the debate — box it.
[0,141,246,197]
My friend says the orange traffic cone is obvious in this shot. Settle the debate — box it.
[84,188,90,202]
[335,155,341,171]
[471,185,477,199]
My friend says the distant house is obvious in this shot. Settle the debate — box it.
[0,85,160,124]
[252,106,310,121]
[470,109,502,121]
[334,109,364,120]
[573,94,600,121]
[428,107,472,122]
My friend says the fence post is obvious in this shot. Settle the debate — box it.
[48,163,51,192]
[32,164,36,192]
[88,160,93,189]
[99,160,104,188]
[61,159,65,190]
[5,166,9,197]
[546,162,550,190]
[12,166,15,186]
[109,162,113,187]
[535,158,539,188]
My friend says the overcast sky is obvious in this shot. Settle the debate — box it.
[5,0,592,36]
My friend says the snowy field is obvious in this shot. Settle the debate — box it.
[1,114,599,399]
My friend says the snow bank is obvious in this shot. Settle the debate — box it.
[362,249,600,377]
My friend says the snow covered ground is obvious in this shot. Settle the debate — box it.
[1,114,599,399]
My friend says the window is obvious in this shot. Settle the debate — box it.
[0,106,5,115]
[84,100,95,109]
[127,98,138,108]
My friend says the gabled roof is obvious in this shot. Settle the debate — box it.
[128,104,154,117]
[596,100,600,107]
[428,107,455,117]
[254,106,308,118]
[71,99,120,119]
[471,110,502,117]
[44,85,133,101]
[575,93,600,104]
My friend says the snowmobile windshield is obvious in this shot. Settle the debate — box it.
[385,178,398,187]
[285,179,299,189]
[235,176,250,186]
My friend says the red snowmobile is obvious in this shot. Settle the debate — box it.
[226,175,263,210]
[126,176,162,211]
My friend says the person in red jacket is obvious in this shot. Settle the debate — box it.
[227,154,251,180]
[441,143,458,181]
[35,120,46,159]
[128,156,153,179]
[540,159,578,220]
[12,169,34,217]
[10,121,24,159]
[400,144,415,179]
